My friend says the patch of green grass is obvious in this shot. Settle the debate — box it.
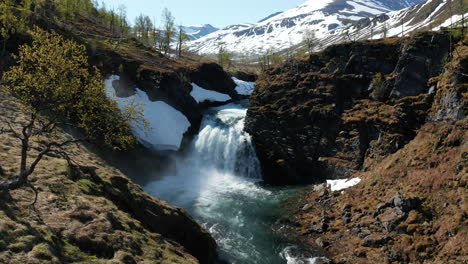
[62,241,100,264]
[31,243,57,262]
[77,179,95,194]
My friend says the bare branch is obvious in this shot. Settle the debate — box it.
[32,116,58,136]
[0,138,85,192]
[21,112,36,139]
[5,121,23,140]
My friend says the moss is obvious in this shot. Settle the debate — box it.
[30,243,56,261]
[62,241,100,264]
[8,241,32,253]
[77,179,96,194]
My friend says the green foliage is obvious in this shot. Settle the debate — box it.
[134,14,153,43]
[217,44,232,69]
[257,48,285,71]
[162,8,176,54]
[294,47,307,58]
[302,29,317,54]
[0,0,25,55]
[370,72,389,101]
[2,27,138,150]
[270,53,284,65]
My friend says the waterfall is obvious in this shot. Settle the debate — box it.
[144,101,321,264]
[144,101,263,209]
[192,103,261,179]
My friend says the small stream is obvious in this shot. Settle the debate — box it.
[143,101,324,264]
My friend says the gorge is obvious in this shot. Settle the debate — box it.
[0,0,466,263]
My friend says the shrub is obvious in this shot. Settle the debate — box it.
[370,72,389,101]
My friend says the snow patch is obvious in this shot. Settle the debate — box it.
[326,177,361,191]
[190,83,232,103]
[233,77,255,95]
[105,75,191,152]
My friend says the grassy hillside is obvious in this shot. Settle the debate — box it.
[0,1,224,263]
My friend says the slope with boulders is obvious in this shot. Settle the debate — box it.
[248,30,466,263]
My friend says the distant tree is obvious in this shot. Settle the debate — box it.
[458,0,466,34]
[162,8,176,54]
[401,19,404,37]
[269,50,284,65]
[117,4,127,32]
[285,36,294,60]
[302,29,317,54]
[238,52,251,65]
[176,25,190,57]
[257,51,270,71]
[294,47,307,58]
[257,48,284,71]
[0,27,142,194]
[109,8,116,33]
[382,22,388,38]
[217,43,232,69]
[134,14,153,43]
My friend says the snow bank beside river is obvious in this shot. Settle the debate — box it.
[105,75,190,151]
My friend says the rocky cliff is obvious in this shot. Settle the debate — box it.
[245,31,460,185]
[247,30,467,263]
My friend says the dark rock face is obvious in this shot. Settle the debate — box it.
[245,32,451,184]
[189,63,238,99]
[389,33,451,99]
[232,71,257,82]
[430,43,468,121]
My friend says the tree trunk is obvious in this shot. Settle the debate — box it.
[2,39,6,56]
[20,138,28,174]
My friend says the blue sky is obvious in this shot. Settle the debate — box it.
[99,0,305,28]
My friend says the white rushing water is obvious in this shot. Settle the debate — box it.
[144,101,324,264]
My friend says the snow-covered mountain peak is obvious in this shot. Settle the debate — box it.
[298,0,336,10]
[188,0,426,55]
[182,24,219,40]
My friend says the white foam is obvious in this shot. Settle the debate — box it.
[233,77,255,95]
[280,246,330,264]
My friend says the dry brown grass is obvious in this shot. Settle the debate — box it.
[286,121,467,263]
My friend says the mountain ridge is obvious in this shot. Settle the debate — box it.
[188,0,438,56]
[182,24,219,40]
